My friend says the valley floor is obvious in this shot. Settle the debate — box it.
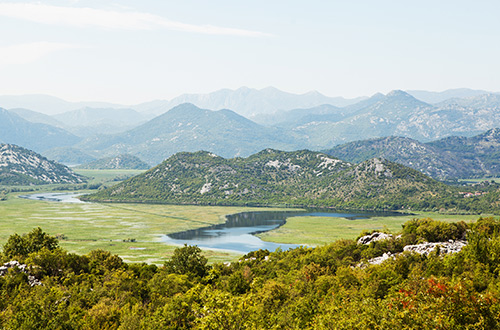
[0,190,489,263]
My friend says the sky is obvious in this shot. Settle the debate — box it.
[0,0,499,104]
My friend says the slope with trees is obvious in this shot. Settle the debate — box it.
[84,149,500,212]
[2,218,500,328]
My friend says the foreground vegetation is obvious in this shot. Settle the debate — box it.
[1,217,500,329]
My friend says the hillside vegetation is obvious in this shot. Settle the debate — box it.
[76,154,150,170]
[2,218,500,328]
[85,149,500,212]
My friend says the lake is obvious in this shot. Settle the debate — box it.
[161,209,398,253]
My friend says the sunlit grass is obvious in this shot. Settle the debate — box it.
[257,211,492,246]
[0,192,285,264]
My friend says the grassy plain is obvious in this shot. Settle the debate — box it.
[73,169,146,185]
[257,211,493,246]
[0,192,290,264]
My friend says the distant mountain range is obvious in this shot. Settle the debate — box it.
[53,107,147,137]
[133,86,367,118]
[324,128,500,180]
[84,149,471,211]
[0,108,81,153]
[0,94,124,115]
[41,147,97,166]
[2,88,500,179]
[282,90,500,148]
[0,144,85,185]
[76,154,150,170]
[76,103,306,164]
[406,88,491,104]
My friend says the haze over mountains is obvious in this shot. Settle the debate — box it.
[0,108,81,152]
[324,128,500,180]
[1,87,500,175]
[76,103,305,165]
[133,87,367,118]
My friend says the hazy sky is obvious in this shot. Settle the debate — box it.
[0,0,499,104]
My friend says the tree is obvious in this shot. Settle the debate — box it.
[164,245,208,279]
[3,227,58,260]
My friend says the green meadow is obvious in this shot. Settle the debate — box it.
[257,211,490,246]
[0,192,292,264]
[74,169,146,185]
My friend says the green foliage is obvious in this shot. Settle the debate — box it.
[2,227,59,261]
[164,245,209,279]
[2,220,500,328]
[401,218,468,243]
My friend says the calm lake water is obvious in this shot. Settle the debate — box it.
[161,210,398,253]
[20,192,399,254]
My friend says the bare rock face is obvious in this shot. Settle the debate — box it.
[0,260,41,286]
[363,240,467,266]
[367,252,395,265]
[357,232,393,245]
[0,143,85,185]
[403,240,466,256]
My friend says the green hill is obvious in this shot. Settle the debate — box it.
[84,149,485,211]
[76,154,150,170]
[77,103,305,165]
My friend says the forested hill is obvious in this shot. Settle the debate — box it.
[76,154,150,170]
[83,149,499,212]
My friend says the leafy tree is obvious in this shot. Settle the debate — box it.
[164,245,208,279]
[2,227,58,260]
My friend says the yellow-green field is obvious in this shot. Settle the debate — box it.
[257,212,492,246]
[1,186,496,264]
[0,192,290,264]
[74,169,146,185]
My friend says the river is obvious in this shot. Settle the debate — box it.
[19,192,399,253]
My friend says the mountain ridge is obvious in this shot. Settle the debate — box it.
[0,144,85,185]
[324,128,500,179]
[84,149,461,211]
[0,108,81,153]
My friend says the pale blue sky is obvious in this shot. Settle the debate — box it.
[0,0,499,104]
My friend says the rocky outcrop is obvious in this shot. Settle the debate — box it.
[0,143,85,185]
[0,260,42,286]
[357,232,394,245]
[403,240,466,256]
[364,240,467,266]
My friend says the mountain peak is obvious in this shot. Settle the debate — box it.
[386,90,413,98]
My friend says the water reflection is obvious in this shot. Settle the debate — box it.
[162,210,398,254]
